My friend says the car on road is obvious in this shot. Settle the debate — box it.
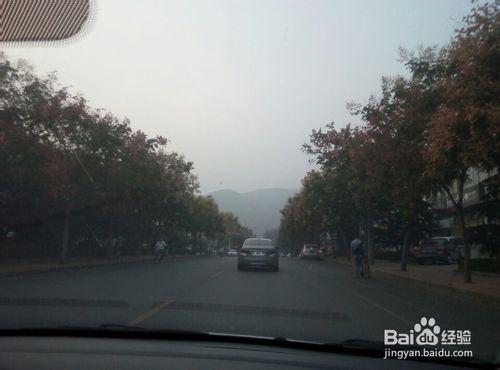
[299,244,323,260]
[237,238,279,271]
[227,249,238,257]
[412,236,464,265]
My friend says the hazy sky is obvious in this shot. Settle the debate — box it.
[7,0,478,193]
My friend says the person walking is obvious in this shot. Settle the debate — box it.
[155,238,167,262]
[351,234,364,278]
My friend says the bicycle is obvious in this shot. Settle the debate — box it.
[361,254,371,279]
[156,248,166,262]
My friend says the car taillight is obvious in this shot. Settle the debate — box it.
[239,248,250,256]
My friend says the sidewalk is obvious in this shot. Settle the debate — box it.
[326,257,500,302]
[0,255,188,277]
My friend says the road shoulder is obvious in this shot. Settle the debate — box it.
[325,257,500,304]
[0,255,190,278]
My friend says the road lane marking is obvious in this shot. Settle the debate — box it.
[0,297,128,308]
[210,270,224,279]
[308,264,312,271]
[166,301,350,322]
[353,292,410,325]
[127,300,174,326]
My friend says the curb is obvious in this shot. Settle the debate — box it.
[325,258,500,305]
[374,269,500,305]
[0,255,191,278]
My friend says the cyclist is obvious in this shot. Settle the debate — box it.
[155,238,167,262]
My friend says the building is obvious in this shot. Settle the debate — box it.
[432,168,499,258]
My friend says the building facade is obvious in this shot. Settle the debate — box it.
[432,168,499,258]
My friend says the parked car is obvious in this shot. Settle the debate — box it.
[412,236,464,265]
[299,244,323,260]
[227,249,238,257]
[374,244,400,261]
[237,238,279,271]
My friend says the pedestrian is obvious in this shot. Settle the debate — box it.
[155,238,167,262]
[351,234,364,278]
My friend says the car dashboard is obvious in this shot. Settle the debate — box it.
[0,335,490,370]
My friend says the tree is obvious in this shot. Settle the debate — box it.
[0,53,228,262]
[279,2,498,279]
[413,3,499,282]
[352,74,439,271]
[187,196,223,254]
[219,212,245,249]
[304,123,388,264]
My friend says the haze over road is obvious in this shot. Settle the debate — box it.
[0,257,498,362]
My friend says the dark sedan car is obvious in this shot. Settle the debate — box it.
[237,238,279,271]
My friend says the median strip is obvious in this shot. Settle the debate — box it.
[127,300,174,326]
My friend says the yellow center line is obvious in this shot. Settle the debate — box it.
[210,270,224,278]
[127,300,174,326]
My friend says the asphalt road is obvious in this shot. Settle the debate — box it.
[0,257,498,362]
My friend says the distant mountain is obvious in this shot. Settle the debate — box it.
[208,188,298,236]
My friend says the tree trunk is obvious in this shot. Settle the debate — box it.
[456,176,471,283]
[401,203,416,272]
[328,230,335,258]
[366,203,374,265]
[198,231,202,254]
[60,201,71,264]
[444,175,471,283]
[457,205,471,283]
[340,229,349,261]
[401,226,411,272]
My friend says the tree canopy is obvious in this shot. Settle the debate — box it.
[278,2,499,282]
[0,53,250,260]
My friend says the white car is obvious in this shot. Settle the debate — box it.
[227,249,238,257]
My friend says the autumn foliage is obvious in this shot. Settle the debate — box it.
[279,3,499,282]
[0,53,247,260]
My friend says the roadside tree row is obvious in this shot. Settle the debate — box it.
[278,3,499,282]
[0,53,249,261]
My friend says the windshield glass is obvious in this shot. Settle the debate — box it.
[422,239,448,246]
[1,0,498,365]
[243,239,273,247]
